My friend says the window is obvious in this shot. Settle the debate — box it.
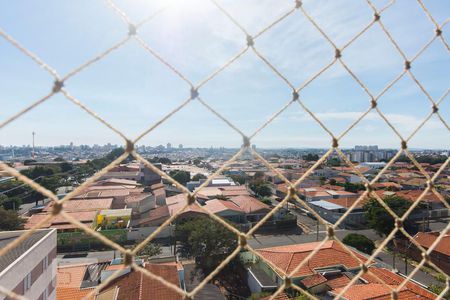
[43,255,49,270]
[23,273,32,292]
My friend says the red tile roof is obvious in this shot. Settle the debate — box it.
[43,198,113,213]
[139,205,170,226]
[414,230,450,256]
[332,283,399,300]
[230,195,271,214]
[204,199,244,214]
[57,264,94,300]
[361,267,436,299]
[324,197,366,209]
[324,273,351,289]
[300,273,327,288]
[100,262,182,300]
[26,211,96,230]
[166,194,207,218]
[256,241,365,278]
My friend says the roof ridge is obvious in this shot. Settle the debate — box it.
[286,252,295,275]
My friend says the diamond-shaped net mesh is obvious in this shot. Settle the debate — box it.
[0,0,449,299]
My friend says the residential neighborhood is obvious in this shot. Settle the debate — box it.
[0,144,448,299]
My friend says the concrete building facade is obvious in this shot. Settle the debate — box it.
[0,229,57,300]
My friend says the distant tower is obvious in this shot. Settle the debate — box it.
[166,143,172,149]
[32,131,36,159]
[178,144,183,149]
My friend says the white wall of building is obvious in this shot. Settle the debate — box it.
[0,229,57,300]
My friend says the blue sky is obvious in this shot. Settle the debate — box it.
[0,0,449,149]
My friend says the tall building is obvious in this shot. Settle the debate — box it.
[166,143,172,149]
[0,229,57,300]
[178,144,183,149]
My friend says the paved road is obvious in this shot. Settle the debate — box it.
[18,198,50,215]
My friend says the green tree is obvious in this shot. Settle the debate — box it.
[137,242,162,260]
[175,217,237,276]
[303,153,319,161]
[249,183,272,198]
[428,284,449,299]
[192,173,207,181]
[363,195,418,237]
[0,207,25,231]
[343,182,365,193]
[252,171,265,181]
[342,233,375,254]
[169,170,191,185]
[328,158,341,166]
[60,161,73,172]
[0,195,22,210]
[230,174,246,185]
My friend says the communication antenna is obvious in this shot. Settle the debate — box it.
[32,131,36,159]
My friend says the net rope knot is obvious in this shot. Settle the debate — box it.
[125,139,134,152]
[128,23,137,36]
[51,202,63,216]
[246,35,254,47]
[190,87,199,99]
[404,60,411,70]
[52,80,64,93]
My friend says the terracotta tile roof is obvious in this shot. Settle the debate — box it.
[196,185,250,198]
[324,273,351,289]
[361,267,436,299]
[332,283,399,299]
[124,193,151,204]
[166,194,206,218]
[57,287,94,300]
[414,230,450,256]
[230,195,271,214]
[372,182,402,190]
[26,211,96,230]
[324,197,367,209]
[300,273,327,288]
[43,198,113,212]
[373,190,441,204]
[256,241,364,278]
[57,264,94,300]
[57,264,88,287]
[321,184,345,191]
[139,205,170,226]
[204,199,245,214]
[100,262,182,300]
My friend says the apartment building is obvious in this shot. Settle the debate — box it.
[0,229,57,300]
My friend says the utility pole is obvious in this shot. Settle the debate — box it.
[393,247,396,270]
[316,220,319,241]
[404,255,408,275]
